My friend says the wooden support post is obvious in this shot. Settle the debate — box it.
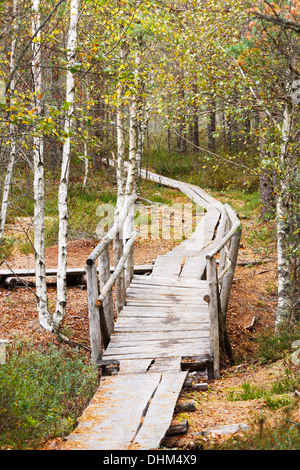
[206,256,220,379]
[86,263,102,364]
[126,241,134,288]
[218,212,230,280]
[220,226,242,317]
[98,244,114,348]
[123,204,135,288]
[113,236,126,314]
[219,226,242,365]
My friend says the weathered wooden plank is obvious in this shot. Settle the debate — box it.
[61,373,162,450]
[114,315,209,325]
[125,301,206,308]
[119,358,153,374]
[103,339,211,360]
[130,371,188,450]
[147,356,182,373]
[114,321,209,332]
[127,283,207,291]
[131,275,207,288]
[116,310,209,318]
[108,329,209,345]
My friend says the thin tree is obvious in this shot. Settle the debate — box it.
[0,0,18,241]
[32,0,52,331]
[53,0,79,330]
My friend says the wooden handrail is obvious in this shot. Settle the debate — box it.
[206,204,241,259]
[96,230,138,306]
[86,194,138,362]
[206,202,241,374]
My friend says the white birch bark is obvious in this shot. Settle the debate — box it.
[83,138,88,188]
[115,45,127,215]
[32,0,52,331]
[82,82,89,189]
[276,99,293,323]
[0,0,18,240]
[53,0,79,329]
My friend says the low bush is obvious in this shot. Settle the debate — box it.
[0,341,99,449]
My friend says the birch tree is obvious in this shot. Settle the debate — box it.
[0,0,18,241]
[32,0,52,331]
[228,0,300,322]
[53,0,79,330]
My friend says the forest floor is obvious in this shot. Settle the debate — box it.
[1,190,298,451]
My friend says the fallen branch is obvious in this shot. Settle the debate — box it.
[245,316,256,332]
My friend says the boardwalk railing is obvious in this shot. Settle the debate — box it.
[205,203,242,378]
[86,194,138,364]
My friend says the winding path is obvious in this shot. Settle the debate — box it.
[61,170,238,451]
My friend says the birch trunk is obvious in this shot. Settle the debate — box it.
[82,82,89,189]
[115,44,127,215]
[53,0,79,329]
[0,0,18,240]
[32,0,52,331]
[276,100,293,323]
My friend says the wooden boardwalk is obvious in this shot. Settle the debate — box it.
[61,172,240,451]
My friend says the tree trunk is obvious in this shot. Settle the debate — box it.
[32,0,52,331]
[258,112,275,218]
[0,0,18,240]
[276,100,294,323]
[207,98,216,153]
[115,43,128,215]
[53,0,79,330]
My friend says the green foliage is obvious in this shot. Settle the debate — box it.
[0,341,99,450]
[255,322,300,364]
[217,415,300,450]
[147,147,259,192]
[227,382,266,401]
[0,236,15,259]
[44,217,60,248]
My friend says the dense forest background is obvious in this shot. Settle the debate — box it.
[0,0,299,330]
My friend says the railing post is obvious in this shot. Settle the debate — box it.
[123,203,135,288]
[206,256,220,379]
[218,211,230,280]
[113,234,126,314]
[98,244,114,348]
[86,262,101,364]
[220,226,242,318]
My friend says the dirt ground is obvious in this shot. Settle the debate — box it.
[0,214,292,450]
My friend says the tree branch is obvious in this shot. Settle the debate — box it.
[5,0,66,94]
[252,12,300,34]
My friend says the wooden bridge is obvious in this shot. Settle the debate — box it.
[61,170,241,451]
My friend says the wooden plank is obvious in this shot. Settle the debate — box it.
[114,315,209,325]
[126,292,207,300]
[114,323,209,333]
[118,311,209,320]
[128,283,207,291]
[119,358,153,374]
[130,371,188,450]
[62,373,162,450]
[147,356,182,373]
[103,339,211,360]
[109,329,209,345]
[131,275,207,288]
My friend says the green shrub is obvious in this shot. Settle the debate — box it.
[0,236,15,259]
[0,341,99,449]
[216,415,300,450]
[255,322,300,364]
